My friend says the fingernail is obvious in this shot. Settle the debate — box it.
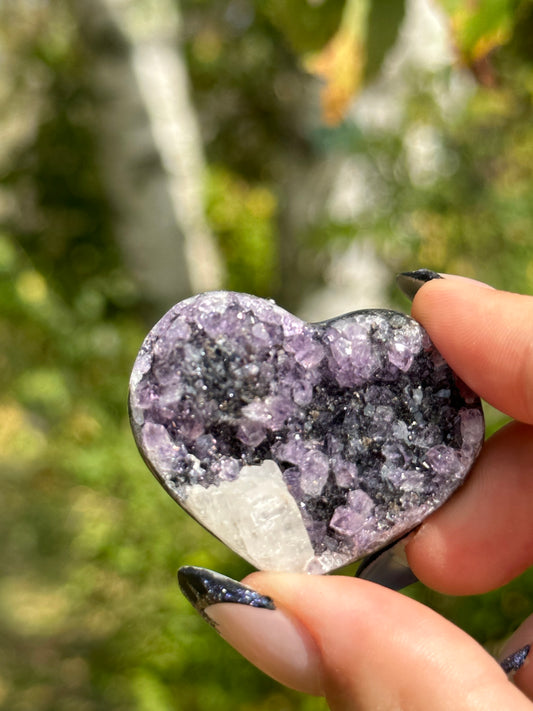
[178,566,324,694]
[355,537,418,591]
[500,644,531,674]
[396,269,443,301]
[397,269,495,301]
[178,565,275,622]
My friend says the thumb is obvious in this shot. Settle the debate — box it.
[178,567,532,710]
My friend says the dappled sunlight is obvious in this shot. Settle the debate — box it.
[0,401,47,464]
[0,577,72,638]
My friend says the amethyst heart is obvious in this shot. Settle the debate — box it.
[129,291,484,574]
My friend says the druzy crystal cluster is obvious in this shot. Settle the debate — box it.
[129,291,484,574]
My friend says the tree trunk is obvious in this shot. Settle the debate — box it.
[73,0,223,316]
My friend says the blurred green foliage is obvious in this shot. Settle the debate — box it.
[263,0,345,53]
[1,1,533,710]
[0,234,321,710]
[206,167,278,296]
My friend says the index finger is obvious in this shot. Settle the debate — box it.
[405,277,533,593]
[411,279,533,425]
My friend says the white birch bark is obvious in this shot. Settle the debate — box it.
[73,0,223,312]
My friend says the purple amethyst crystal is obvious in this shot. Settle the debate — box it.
[129,291,484,574]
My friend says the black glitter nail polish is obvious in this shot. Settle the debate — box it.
[500,644,530,674]
[396,270,443,301]
[178,566,275,624]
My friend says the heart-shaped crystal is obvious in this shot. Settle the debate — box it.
[129,291,484,574]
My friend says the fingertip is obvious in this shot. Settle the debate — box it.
[243,574,531,710]
[396,269,443,301]
[411,279,533,424]
[179,568,324,695]
[207,600,324,695]
[396,269,493,303]
[405,421,533,595]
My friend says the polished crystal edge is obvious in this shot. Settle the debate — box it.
[355,535,419,590]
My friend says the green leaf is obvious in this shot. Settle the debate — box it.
[439,0,521,61]
[364,0,406,82]
[262,0,347,54]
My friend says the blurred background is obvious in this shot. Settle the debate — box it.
[1,0,533,709]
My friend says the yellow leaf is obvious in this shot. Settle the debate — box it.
[305,0,369,125]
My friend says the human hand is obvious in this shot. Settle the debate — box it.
[178,273,533,710]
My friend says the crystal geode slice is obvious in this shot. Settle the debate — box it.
[129,291,484,574]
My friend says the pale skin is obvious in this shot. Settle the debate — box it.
[238,278,533,710]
